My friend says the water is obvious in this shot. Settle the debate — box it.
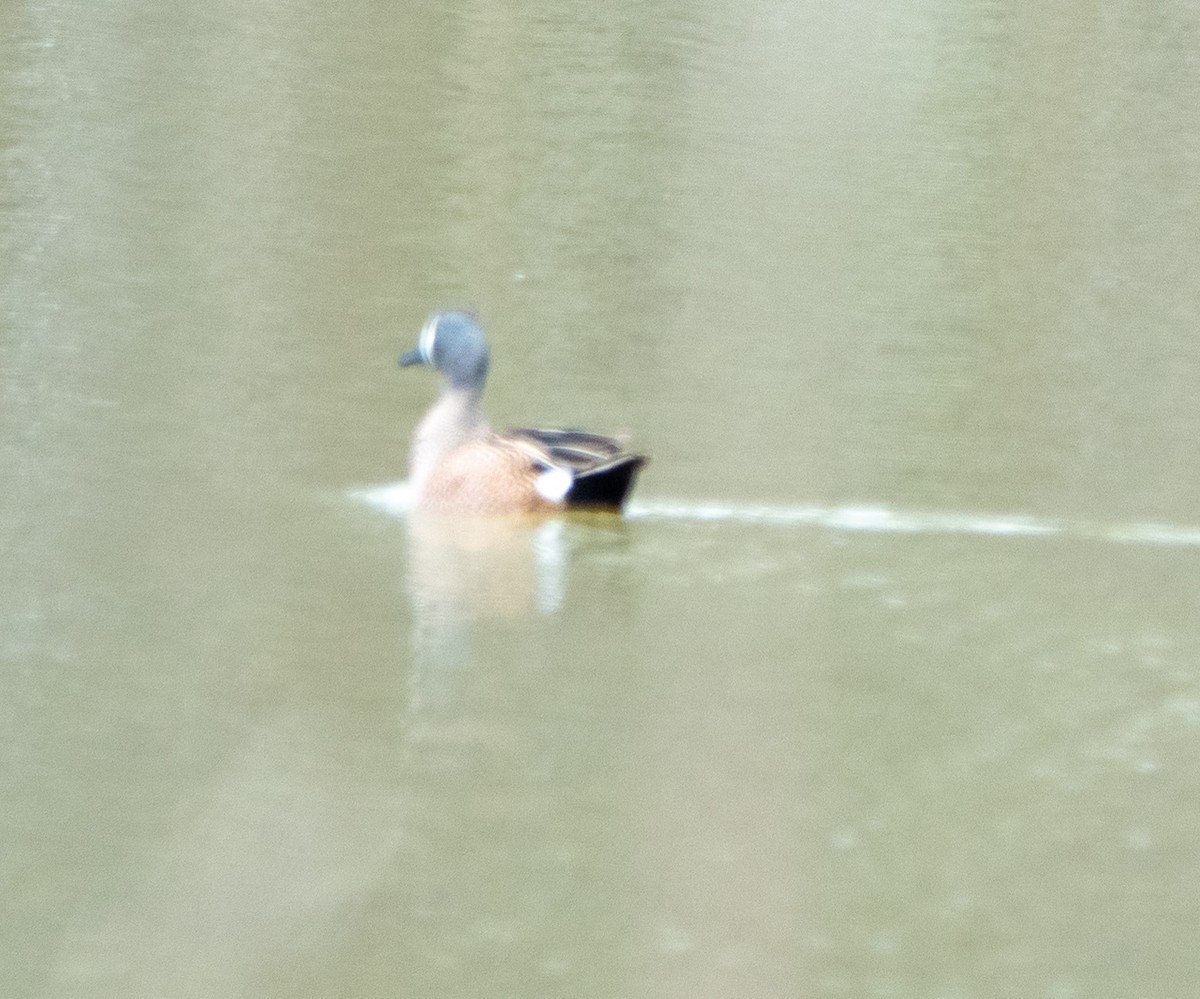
[4,0,1200,996]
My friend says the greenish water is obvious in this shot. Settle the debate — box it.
[4,1,1200,996]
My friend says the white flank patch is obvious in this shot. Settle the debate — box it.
[534,466,573,502]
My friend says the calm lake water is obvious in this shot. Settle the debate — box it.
[4,1,1200,996]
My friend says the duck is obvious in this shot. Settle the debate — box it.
[398,311,646,515]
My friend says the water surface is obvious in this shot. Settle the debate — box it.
[3,0,1200,996]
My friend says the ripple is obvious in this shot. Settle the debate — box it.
[352,481,411,515]
[626,500,1200,549]
[352,486,1200,550]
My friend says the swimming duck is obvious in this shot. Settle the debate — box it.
[399,311,646,515]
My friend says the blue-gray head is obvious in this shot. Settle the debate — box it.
[399,310,490,390]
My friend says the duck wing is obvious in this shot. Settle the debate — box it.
[505,427,647,509]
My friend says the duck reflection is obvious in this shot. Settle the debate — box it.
[407,512,567,618]
[403,511,569,714]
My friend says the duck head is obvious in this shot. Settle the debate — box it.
[399,310,490,391]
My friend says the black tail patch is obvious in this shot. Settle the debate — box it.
[565,455,647,509]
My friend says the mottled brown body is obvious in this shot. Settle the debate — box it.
[415,436,560,515]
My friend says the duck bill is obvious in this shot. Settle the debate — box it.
[398,348,425,367]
